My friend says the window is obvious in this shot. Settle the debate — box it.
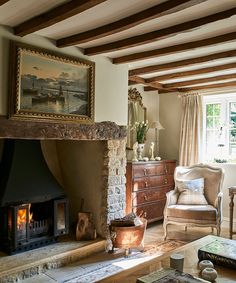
[203,93,236,163]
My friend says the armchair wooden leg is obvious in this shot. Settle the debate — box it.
[163,220,168,241]
[185,226,187,232]
[217,226,221,236]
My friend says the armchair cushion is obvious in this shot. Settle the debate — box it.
[166,204,217,222]
[176,178,208,205]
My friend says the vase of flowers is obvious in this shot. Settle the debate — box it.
[135,121,149,160]
[135,121,149,144]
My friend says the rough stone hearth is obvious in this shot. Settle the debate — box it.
[0,238,106,283]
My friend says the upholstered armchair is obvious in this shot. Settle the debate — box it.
[163,164,224,240]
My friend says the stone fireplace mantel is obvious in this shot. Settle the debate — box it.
[0,115,128,240]
[0,116,127,140]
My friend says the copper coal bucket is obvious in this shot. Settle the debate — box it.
[109,218,147,256]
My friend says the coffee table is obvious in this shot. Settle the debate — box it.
[100,235,236,283]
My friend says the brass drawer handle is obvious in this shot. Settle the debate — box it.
[145,181,148,187]
[164,178,168,184]
[144,195,148,201]
[144,168,147,176]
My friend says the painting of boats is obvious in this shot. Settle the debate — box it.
[9,42,95,122]
[23,81,38,95]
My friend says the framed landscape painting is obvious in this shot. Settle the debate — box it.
[9,41,95,123]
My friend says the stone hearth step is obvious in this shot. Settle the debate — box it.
[0,238,106,283]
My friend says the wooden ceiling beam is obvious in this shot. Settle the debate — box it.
[129,76,163,90]
[144,86,159,92]
[0,0,9,6]
[129,76,178,92]
[113,32,236,64]
[84,7,236,56]
[14,0,107,37]
[129,49,236,76]
[179,80,236,92]
[143,86,177,94]
[56,0,206,47]
[164,73,236,88]
[146,62,236,82]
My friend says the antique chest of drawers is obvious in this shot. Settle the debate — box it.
[126,160,176,223]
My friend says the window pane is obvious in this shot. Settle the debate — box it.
[206,117,213,128]
[230,102,236,126]
[214,104,221,116]
[230,102,236,113]
[206,104,213,116]
[214,117,221,127]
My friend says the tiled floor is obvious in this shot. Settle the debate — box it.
[18,221,230,283]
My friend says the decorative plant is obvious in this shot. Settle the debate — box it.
[214,158,227,163]
[135,121,149,144]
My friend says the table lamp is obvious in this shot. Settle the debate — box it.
[150,121,164,157]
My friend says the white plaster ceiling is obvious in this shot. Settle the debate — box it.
[1,0,236,92]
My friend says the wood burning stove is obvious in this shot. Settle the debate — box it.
[0,139,69,254]
[0,198,69,254]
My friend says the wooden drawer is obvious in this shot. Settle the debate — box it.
[132,186,172,206]
[132,164,165,178]
[133,200,166,222]
[132,161,176,178]
[133,175,174,191]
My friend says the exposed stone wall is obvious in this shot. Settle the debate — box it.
[101,139,127,236]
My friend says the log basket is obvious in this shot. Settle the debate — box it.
[109,218,147,257]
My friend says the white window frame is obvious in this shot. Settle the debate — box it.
[202,93,236,163]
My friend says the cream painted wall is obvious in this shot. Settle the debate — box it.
[0,25,128,125]
[40,140,64,187]
[159,92,181,162]
[55,140,105,236]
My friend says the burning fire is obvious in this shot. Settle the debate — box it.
[17,204,33,230]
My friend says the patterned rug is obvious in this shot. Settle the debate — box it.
[59,240,186,283]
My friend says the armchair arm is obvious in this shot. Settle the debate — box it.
[166,190,178,206]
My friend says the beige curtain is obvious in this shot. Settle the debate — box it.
[179,93,203,166]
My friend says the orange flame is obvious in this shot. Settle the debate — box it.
[17,205,33,230]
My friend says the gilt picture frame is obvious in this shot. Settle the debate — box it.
[9,41,95,123]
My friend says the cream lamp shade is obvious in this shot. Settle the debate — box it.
[150,121,164,157]
[150,121,164,130]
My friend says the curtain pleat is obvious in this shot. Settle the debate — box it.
[179,93,203,166]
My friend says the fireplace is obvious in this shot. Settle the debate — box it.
[0,119,127,257]
[0,139,69,254]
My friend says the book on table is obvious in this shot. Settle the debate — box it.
[198,237,236,269]
[136,268,209,283]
